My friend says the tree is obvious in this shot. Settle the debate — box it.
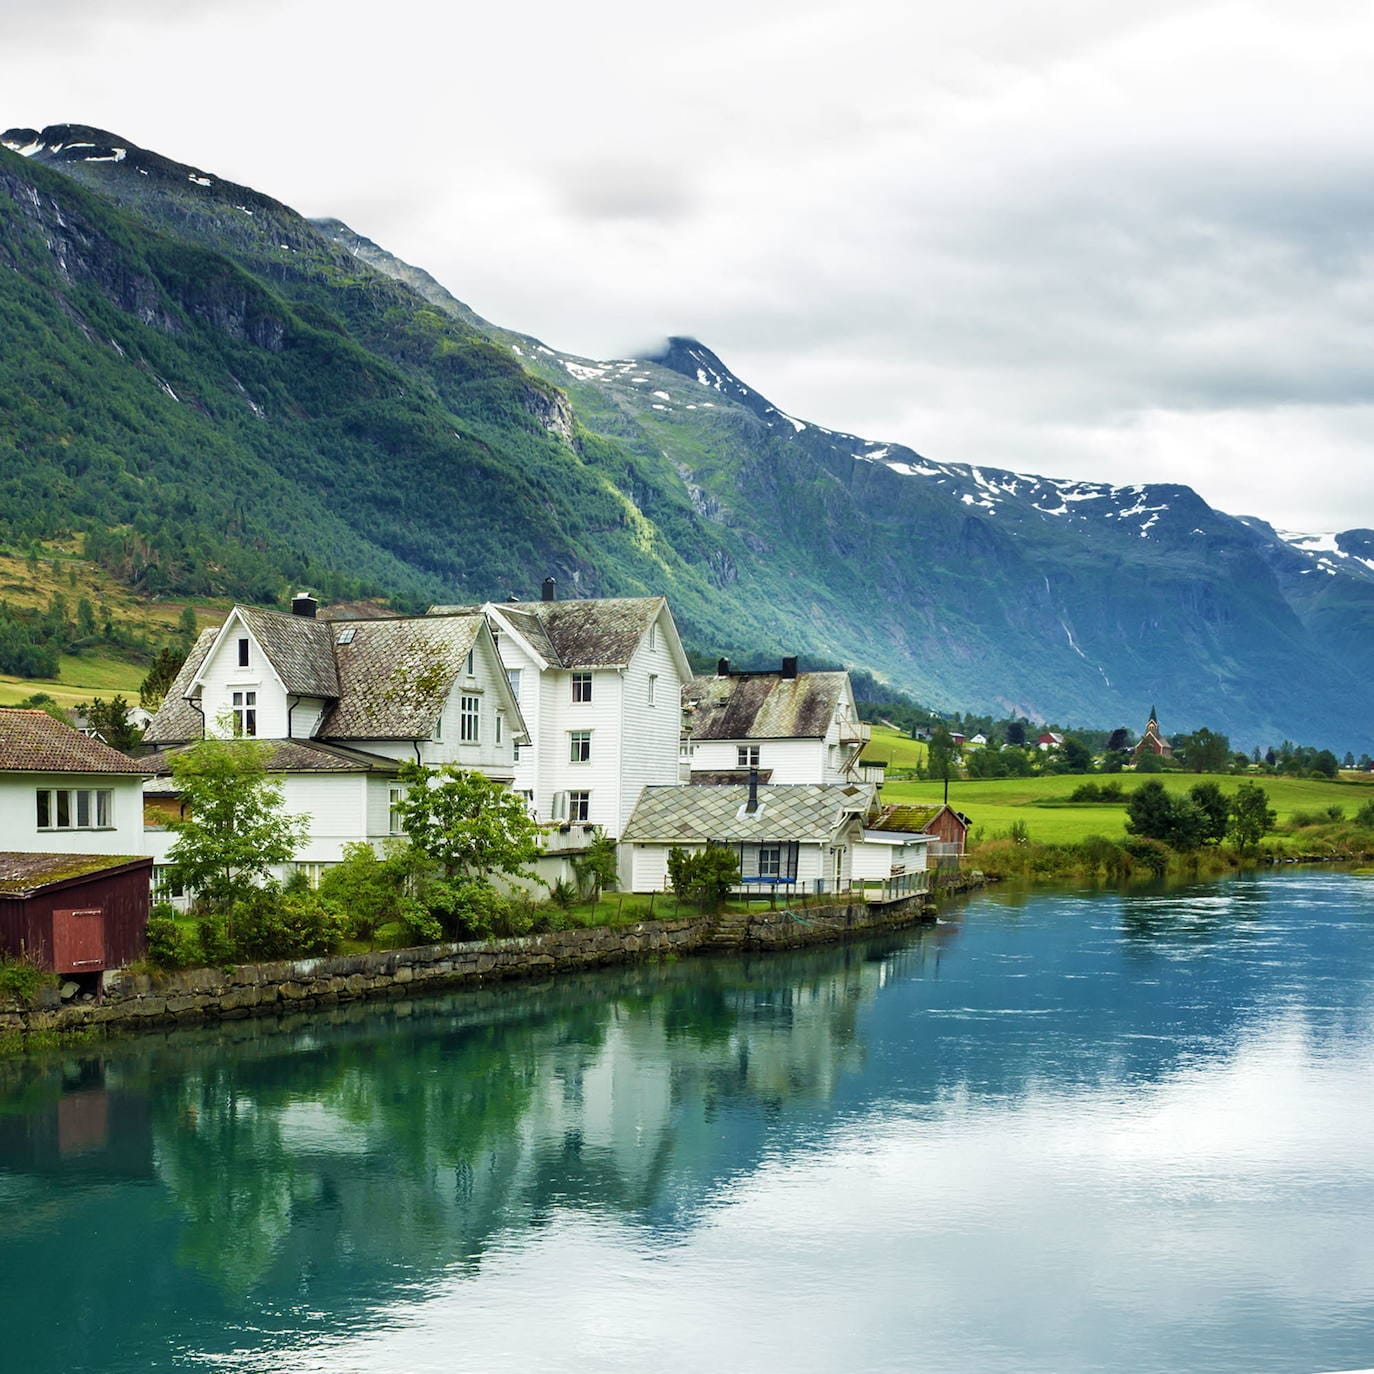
[667,845,741,912]
[165,737,309,910]
[1227,782,1276,850]
[1005,721,1027,747]
[177,606,198,642]
[1311,750,1339,779]
[85,695,143,752]
[1060,737,1092,773]
[140,645,187,710]
[925,726,957,783]
[1106,727,1131,753]
[1189,782,1230,845]
[1125,780,1204,849]
[395,764,542,885]
[1178,726,1231,774]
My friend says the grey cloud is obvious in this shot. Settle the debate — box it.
[552,161,697,224]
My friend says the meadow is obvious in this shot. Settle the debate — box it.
[881,771,1374,845]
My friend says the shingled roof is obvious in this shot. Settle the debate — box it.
[320,614,486,739]
[142,627,217,745]
[141,739,402,792]
[0,710,149,774]
[432,596,665,668]
[870,803,969,834]
[236,607,340,697]
[683,671,850,741]
[0,853,150,898]
[623,783,872,843]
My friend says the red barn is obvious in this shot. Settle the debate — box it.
[870,803,971,867]
[0,853,151,977]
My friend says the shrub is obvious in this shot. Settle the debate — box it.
[667,845,741,912]
[1077,834,1129,880]
[1356,800,1374,829]
[145,903,199,969]
[427,879,519,942]
[1007,820,1030,845]
[549,878,578,909]
[318,841,419,941]
[0,954,49,1006]
[1122,836,1171,876]
[229,886,344,961]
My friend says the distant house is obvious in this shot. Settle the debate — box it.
[1132,707,1173,760]
[1037,732,1064,752]
[621,781,873,895]
[968,733,988,748]
[682,658,871,787]
[869,802,970,866]
[429,587,691,838]
[0,852,152,976]
[139,596,528,890]
[0,710,149,855]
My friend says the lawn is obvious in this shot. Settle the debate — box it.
[863,725,929,773]
[882,772,1374,845]
[0,653,148,709]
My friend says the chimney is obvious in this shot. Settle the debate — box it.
[746,766,760,814]
[717,657,731,677]
[541,577,557,603]
[291,592,318,619]
[781,656,798,679]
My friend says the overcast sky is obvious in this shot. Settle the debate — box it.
[6,0,1372,530]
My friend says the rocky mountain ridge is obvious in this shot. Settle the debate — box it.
[4,123,1373,749]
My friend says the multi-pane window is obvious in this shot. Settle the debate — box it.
[506,667,521,696]
[513,738,522,761]
[648,673,658,705]
[237,637,250,667]
[36,788,113,830]
[569,730,592,763]
[737,745,761,768]
[758,846,782,878]
[232,690,257,737]
[460,694,480,743]
[572,672,593,703]
[569,790,591,822]
[648,623,657,649]
[388,785,406,835]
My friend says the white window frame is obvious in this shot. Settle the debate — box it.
[237,636,250,668]
[569,790,591,822]
[572,672,593,703]
[460,694,480,743]
[466,647,475,676]
[495,713,504,745]
[648,673,658,706]
[506,666,521,696]
[737,745,760,768]
[758,846,782,878]
[388,785,406,836]
[232,690,257,737]
[648,622,657,650]
[569,730,592,764]
[36,787,114,831]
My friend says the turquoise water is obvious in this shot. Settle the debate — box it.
[3,870,1374,1373]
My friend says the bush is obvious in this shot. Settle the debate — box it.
[1069,781,1126,803]
[145,903,199,969]
[318,842,419,941]
[668,845,741,912]
[427,879,521,942]
[1122,836,1171,876]
[229,886,344,962]
[1077,834,1129,880]
[0,955,49,1006]
[1356,800,1374,829]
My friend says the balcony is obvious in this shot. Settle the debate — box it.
[838,720,872,745]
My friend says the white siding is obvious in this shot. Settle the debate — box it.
[0,774,146,855]
[282,775,370,863]
[543,667,623,833]
[617,606,686,835]
[689,737,827,784]
[196,616,290,739]
[291,696,329,739]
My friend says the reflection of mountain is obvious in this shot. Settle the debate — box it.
[0,874,1370,1372]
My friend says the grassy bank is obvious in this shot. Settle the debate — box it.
[884,772,1374,846]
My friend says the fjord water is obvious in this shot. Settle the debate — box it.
[3,873,1374,1374]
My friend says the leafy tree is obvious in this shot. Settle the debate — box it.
[1060,737,1092,773]
[1135,751,1164,773]
[1177,726,1231,774]
[318,840,428,941]
[1106,727,1131,753]
[1227,782,1276,850]
[1311,750,1339,779]
[1005,721,1027,747]
[177,606,199,642]
[85,694,143,752]
[925,725,958,783]
[1189,781,1230,845]
[164,736,309,911]
[1125,780,1204,849]
[141,645,188,710]
[395,764,542,885]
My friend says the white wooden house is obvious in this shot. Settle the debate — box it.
[682,659,871,786]
[139,597,528,891]
[432,586,692,839]
[620,781,873,896]
[0,710,149,855]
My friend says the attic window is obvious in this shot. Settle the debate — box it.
[237,637,250,668]
[336,626,356,645]
[648,623,657,650]
[466,648,476,675]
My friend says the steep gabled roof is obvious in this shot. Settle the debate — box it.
[870,803,969,834]
[235,607,340,697]
[683,671,850,741]
[0,710,149,774]
[142,627,217,745]
[320,614,486,739]
[623,783,871,843]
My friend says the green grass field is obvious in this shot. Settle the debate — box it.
[882,772,1374,845]
[863,725,929,772]
[0,653,148,709]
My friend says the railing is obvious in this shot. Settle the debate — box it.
[838,720,872,745]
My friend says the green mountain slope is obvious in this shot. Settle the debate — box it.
[3,124,1373,750]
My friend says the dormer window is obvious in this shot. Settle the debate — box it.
[237,637,250,668]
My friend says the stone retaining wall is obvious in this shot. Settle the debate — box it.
[0,893,939,1041]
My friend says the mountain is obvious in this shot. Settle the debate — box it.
[3,123,1372,750]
